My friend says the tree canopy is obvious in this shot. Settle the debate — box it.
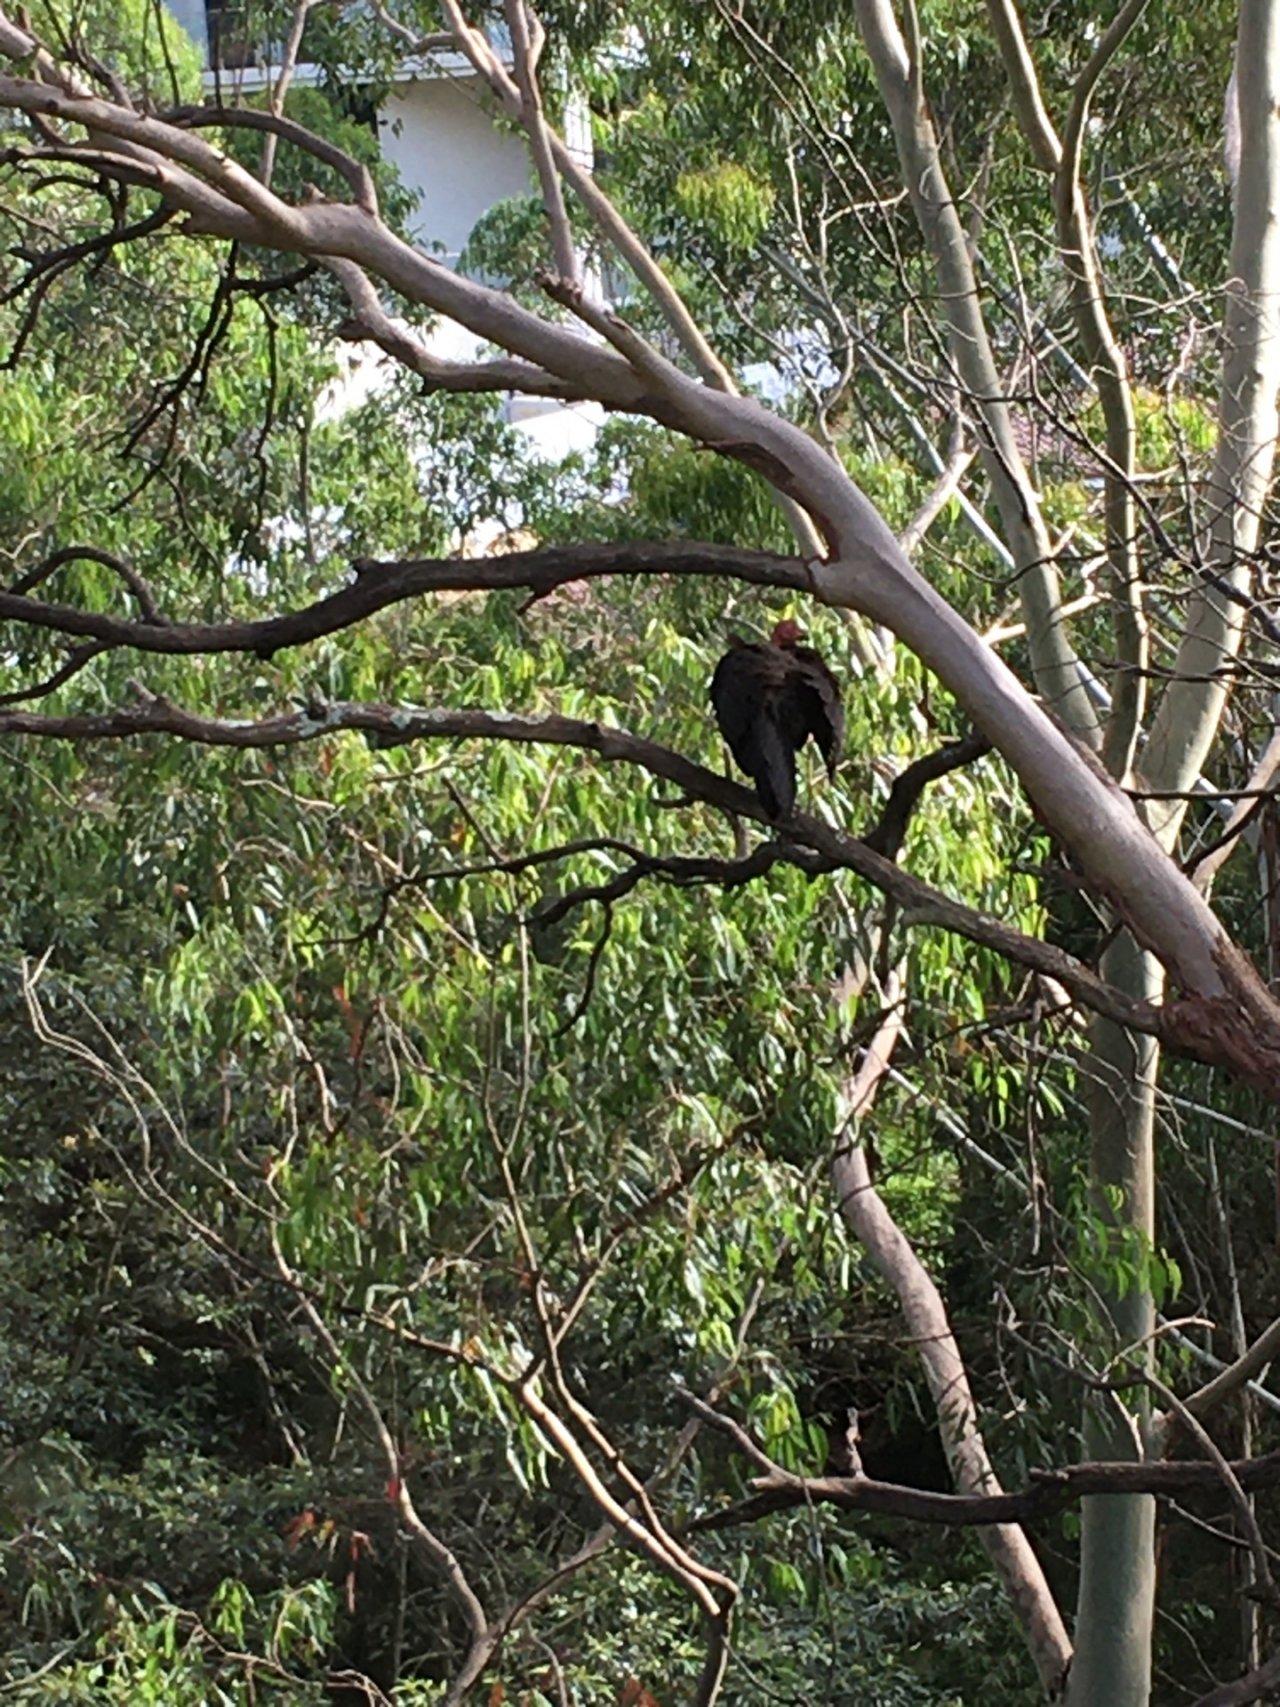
[1,4,1279,1706]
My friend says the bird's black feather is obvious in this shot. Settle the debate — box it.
[710,631,842,818]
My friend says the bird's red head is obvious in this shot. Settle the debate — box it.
[771,618,805,648]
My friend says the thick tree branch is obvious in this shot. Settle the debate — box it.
[684,1443,1280,1530]
[680,1389,1280,1529]
[0,541,809,656]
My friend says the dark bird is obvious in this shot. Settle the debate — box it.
[710,619,844,819]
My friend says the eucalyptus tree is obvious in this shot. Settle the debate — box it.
[0,5,1277,1706]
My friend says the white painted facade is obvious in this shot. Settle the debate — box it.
[376,76,533,267]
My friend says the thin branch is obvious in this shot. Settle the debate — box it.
[1147,1372,1277,1608]
[1190,727,1280,894]
[832,967,1071,1693]
[434,0,733,392]
[428,0,827,563]
[268,1221,493,1702]
[8,543,167,621]
[1180,1315,1280,1425]
[256,0,317,192]
[0,640,106,705]
[986,0,1149,779]
[1189,1648,1280,1707]
[502,0,578,286]
[897,433,974,558]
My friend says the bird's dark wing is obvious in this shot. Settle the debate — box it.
[711,641,797,818]
[710,641,767,771]
[791,645,844,778]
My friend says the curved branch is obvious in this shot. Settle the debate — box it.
[169,102,379,215]
[862,730,991,859]
[269,1224,492,1703]
[8,543,167,620]
[0,540,809,656]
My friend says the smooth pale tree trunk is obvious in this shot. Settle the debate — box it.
[1068,937,1162,1707]
[853,0,1100,748]
[1143,3,1280,849]
[1071,13,1280,1700]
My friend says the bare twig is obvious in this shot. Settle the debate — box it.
[257,0,317,190]
[268,1221,493,1703]
[1179,1315,1280,1426]
[1146,1373,1277,1609]
[1189,1647,1280,1707]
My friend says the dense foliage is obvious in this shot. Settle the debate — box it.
[0,3,1275,1705]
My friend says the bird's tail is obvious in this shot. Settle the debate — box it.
[753,715,796,819]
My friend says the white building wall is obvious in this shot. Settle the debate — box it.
[377,79,532,266]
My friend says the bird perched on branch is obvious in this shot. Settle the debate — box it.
[710,619,844,819]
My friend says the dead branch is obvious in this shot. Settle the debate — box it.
[1189,1647,1280,1707]
[268,1221,492,1707]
